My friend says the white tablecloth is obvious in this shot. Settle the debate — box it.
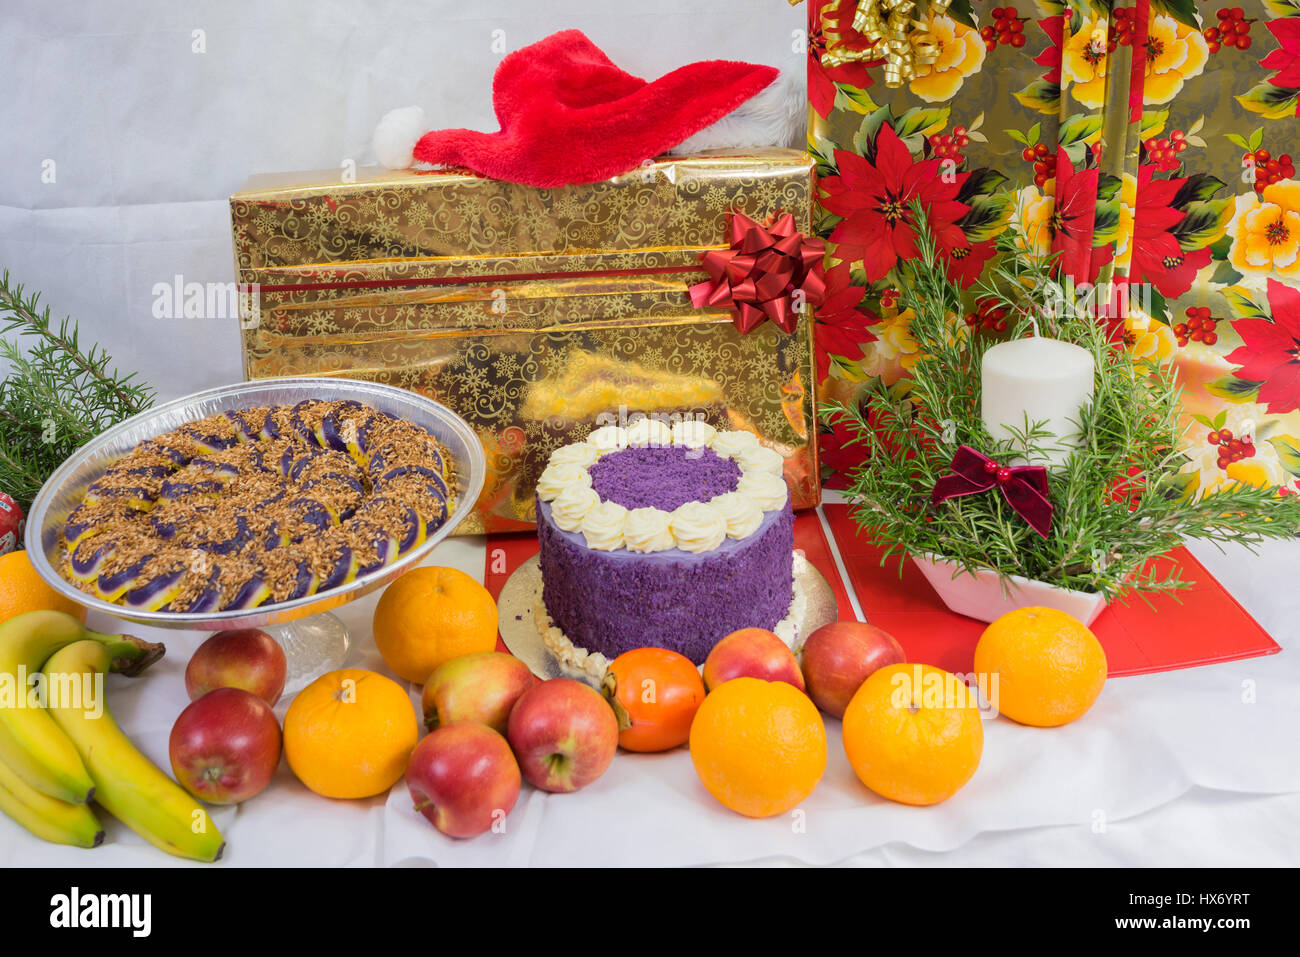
[4,522,1297,868]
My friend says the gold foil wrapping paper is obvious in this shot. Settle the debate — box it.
[230,150,820,534]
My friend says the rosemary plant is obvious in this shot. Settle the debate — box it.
[0,272,154,514]
[823,206,1300,602]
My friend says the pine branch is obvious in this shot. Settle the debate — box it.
[0,271,155,515]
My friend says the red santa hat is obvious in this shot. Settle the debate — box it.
[373,29,795,188]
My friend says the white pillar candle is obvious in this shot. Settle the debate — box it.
[980,336,1095,469]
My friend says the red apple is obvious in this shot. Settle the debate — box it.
[186,628,287,706]
[169,688,283,805]
[800,621,907,719]
[422,652,535,734]
[506,679,618,793]
[702,628,805,693]
[406,724,521,839]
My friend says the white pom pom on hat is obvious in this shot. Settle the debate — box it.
[372,105,428,170]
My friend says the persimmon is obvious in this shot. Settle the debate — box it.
[601,648,705,753]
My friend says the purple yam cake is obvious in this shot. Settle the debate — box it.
[534,421,793,665]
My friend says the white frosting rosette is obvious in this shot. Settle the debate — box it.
[734,444,784,477]
[669,501,727,553]
[623,507,675,553]
[708,491,764,539]
[710,429,760,459]
[580,500,629,551]
[550,484,601,532]
[672,419,717,449]
[736,471,788,511]
[547,441,600,470]
[536,462,592,502]
[625,418,674,448]
[586,425,628,455]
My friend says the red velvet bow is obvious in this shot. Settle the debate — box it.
[930,446,1055,539]
[689,212,827,334]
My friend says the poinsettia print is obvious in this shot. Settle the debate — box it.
[819,123,973,284]
[1225,280,1300,414]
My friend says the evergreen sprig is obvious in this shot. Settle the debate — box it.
[0,271,154,514]
[823,204,1300,602]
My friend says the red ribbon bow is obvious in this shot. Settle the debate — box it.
[689,212,827,334]
[930,446,1055,539]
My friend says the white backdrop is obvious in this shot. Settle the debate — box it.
[0,0,804,401]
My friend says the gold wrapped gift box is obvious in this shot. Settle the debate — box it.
[230,150,820,533]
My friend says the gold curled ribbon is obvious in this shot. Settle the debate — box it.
[808,0,954,87]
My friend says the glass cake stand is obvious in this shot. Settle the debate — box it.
[25,377,486,694]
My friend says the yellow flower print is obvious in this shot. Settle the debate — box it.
[858,308,920,384]
[1143,15,1210,104]
[1226,180,1300,279]
[1062,16,1110,108]
[908,17,986,103]
[1114,173,1138,271]
[1011,183,1055,260]
[1123,311,1177,363]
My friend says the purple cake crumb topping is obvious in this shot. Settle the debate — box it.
[588,446,741,511]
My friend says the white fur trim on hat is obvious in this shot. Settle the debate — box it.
[372,106,429,169]
[669,68,805,154]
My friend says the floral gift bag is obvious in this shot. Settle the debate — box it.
[804,0,1300,495]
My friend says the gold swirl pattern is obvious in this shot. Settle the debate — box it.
[233,150,820,534]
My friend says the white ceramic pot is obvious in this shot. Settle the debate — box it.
[910,554,1108,626]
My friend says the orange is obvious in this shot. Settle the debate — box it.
[974,606,1108,727]
[283,668,419,799]
[0,550,88,625]
[372,566,498,684]
[688,677,826,818]
[842,663,983,806]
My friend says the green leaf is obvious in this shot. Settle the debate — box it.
[1262,0,1300,15]
[1237,84,1300,122]
[852,107,892,159]
[1224,133,1249,150]
[1269,436,1300,476]
[1059,113,1104,145]
[1140,110,1170,140]
[1222,286,1268,320]
[949,0,977,28]
[1096,173,1122,202]
[956,193,1013,243]
[957,168,1009,202]
[1151,0,1200,26]
[901,132,927,156]
[1191,413,1216,429]
[835,83,880,116]
[1014,80,1060,117]
[1172,199,1232,251]
[1092,199,1121,245]
[808,134,840,176]
[1206,375,1263,402]
[1062,141,1089,169]
[969,112,985,132]
[1248,127,1264,151]
[1004,128,1030,147]
[1029,122,1042,144]
[896,106,951,139]
[1210,260,1244,285]
[1213,410,1228,430]
[1170,174,1225,206]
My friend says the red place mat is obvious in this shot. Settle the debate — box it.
[484,512,857,641]
[821,503,1281,678]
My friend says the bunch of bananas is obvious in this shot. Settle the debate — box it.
[0,609,225,861]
